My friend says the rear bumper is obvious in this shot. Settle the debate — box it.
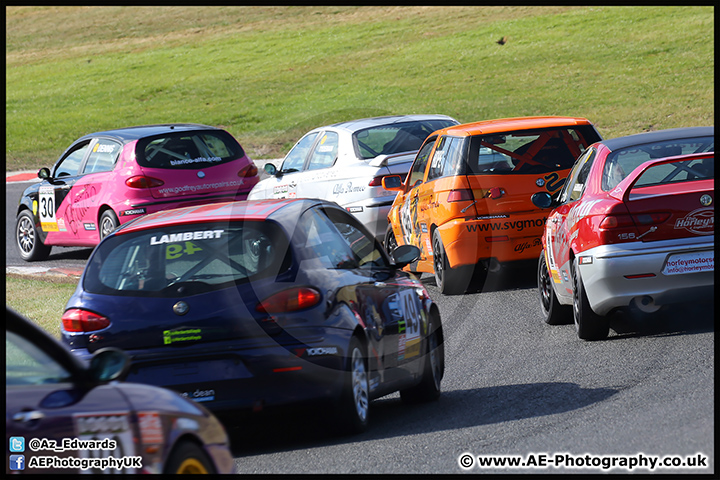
[341,195,397,243]
[70,329,351,415]
[577,237,714,316]
[437,215,546,268]
[130,191,251,210]
[116,191,253,228]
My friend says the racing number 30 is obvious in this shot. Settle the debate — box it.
[38,187,56,223]
[40,196,54,218]
[37,186,61,232]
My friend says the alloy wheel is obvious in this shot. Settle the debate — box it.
[351,347,369,423]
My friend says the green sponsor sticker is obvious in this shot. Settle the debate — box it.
[163,328,202,344]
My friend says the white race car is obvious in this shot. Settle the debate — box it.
[248,115,458,242]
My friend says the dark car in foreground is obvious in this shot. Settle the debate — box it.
[15,123,259,261]
[61,198,445,433]
[6,307,234,474]
[532,127,714,340]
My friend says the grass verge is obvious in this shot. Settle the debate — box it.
[6,6,714,171]
[6,274,79,338]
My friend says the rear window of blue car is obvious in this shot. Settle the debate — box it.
[83,221,290,297]
[135,130,245,169]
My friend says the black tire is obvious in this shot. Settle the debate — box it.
[572,258,609,340]
[99,209,119,240]
[15,210,51,262]
[432,229,471,295]
[384,224,398,257]
[335,336,370,434]
[400,312,444,403]
[163,440,215,474]
[538,250,571,325]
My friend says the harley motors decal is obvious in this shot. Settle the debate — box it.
[674,207,714,235]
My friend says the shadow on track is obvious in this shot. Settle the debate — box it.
[226,381,617,457]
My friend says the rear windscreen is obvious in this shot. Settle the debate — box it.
[602,136,714,191]
[465,126,601,175]
[353,119,458,159]
[135,130,245,169]
[83,221,290,297]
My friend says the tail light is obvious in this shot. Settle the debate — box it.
[633,213,671,225]
[599,215,635,229]
[62,309,110,333]
[485,235,510,242]
[256,287,322,313]
[368,175,386,187]
[599,212,669,245]
[600,212,671,229]
[447,190,474,202]
[125,175,164,189]
[598,214,636,245]
[237,164,259,178]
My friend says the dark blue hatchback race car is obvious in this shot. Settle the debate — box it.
[61,198,445,433]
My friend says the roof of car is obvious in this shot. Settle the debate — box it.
[438,116,595,137]
[325,114,458,132]
[600,126,714,151]
[115,198,325,234]
[78,123,222,142]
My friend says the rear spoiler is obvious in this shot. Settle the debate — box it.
[608,152,714,203]
[368,150,417,167]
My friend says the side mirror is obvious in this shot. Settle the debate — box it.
[391,244,421,268]
[88,348,130,383]
[531,192,554,209]
[382,175,404,191]
[263,163,278,176]
[38,167,51,180]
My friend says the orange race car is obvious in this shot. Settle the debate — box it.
[382,116,602,294]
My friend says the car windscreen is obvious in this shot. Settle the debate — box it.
[135,130,245,169]
[354,119,458,159]
[6,330,72,386]
[602,135,714,191]
[83,221,291,297]
[466,126,602,175]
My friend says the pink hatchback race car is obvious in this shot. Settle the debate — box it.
[15,124,260,261]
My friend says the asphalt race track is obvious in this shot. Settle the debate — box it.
[222,270,713,474]
[5,176,714,474]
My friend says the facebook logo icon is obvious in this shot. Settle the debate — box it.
[9,455,25,471]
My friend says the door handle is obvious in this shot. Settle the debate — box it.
[13,410,45,423]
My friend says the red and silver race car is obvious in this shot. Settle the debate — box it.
[532,127,714,340]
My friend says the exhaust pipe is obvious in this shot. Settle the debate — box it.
[485,258,502,273]
[631,295,661,313]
